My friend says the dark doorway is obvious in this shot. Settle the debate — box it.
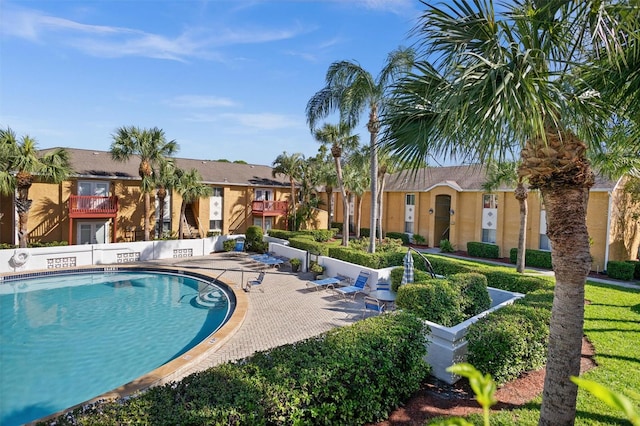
[434,195,451,246]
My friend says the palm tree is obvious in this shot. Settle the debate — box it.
[0,127,72,247]
[306,46,415,253]
[482,162,529,273]
[383,2,636,424]
[173,168,212,239]
[313,149,338,230]
[313,122,360,246]
[154,158,177,238]
[343,148,370,238]
[110,126,178,241]
[272,152,304,231]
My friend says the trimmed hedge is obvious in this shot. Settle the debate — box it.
[289,236,329,256]
[509,248,553,269]
[626,260,640,280]
[607,261,636,281]
[267,229,296,240]
[389,267,435,293]
[467,241,500,259]
[449,273,492,317]
[466,304,550,385]
[386,232,410,245]
[328,246,405,270]
[396,279,465,326]
[47,313,429,426]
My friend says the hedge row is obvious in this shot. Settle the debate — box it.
[467,242,500,259]
[509,248,553,269]
[627,260,640,280]
[288,236,330,256]
[607,261,636,281]
[467,304,550,385]
[395,273,491,326]
[48,313,429,426]
[385,232,410,245]
[327,246,405,270]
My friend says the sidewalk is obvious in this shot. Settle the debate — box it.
[145,252,373,380]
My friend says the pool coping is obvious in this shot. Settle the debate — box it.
[2,264,248,425]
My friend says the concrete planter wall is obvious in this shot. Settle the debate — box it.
[425,287,524,384]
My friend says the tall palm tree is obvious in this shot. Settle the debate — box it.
[313,122,360,246]
[110,126,178,241]
[272,152,304,231]
[482,162,529,273]
[173,168,212,239]
[383,1,636,424]
[343,148,370,239]
[306,46,415,253]
[154,157,177,238]
[313,149,338,230]
[0,127,72,248]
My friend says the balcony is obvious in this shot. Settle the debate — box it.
[252,200,288,216]
[69,195,119,218]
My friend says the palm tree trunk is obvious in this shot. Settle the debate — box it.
[377,174,386,241]
[16,198,32,248]
[178,202,186,239]
[539,186,591,426]
[334,156,349,246]
[325,185,333,230]
[515,181,528,273]
[368,107,379,253]
[143,192,151,241]
[356,195,363,238]
[290,178,297,231]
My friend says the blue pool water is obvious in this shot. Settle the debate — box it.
[0,270,233,426]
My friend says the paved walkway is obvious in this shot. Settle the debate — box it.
[146,250,638,383]
[145,252,371,380]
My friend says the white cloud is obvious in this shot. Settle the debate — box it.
[168,95,238,109]
[222,112,304,130]
[1,4,307,61]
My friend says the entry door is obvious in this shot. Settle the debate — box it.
[255,189,272,201]
[78,222,108,244]
[434,195,451,244]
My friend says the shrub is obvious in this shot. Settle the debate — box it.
[330,222,343,233]
[412,234,426,245]
[482,270,554,293]
[386,232,410,245]
[439,239,455,253]
[396,279,465,326]
[509,247,553,269]
[222,239,236,252]
[466,304,550,384]
[449,273,491,317]
[289,236,328,256]
[51,313,429,425]
[607,261,636,281]
[467,241,500,258]
[309,229,335,242]
[267,229,296,240]
[390,267,434,292]
[289,257,301,272]
[626,260,640,280]
[245,225,263,251]
[360,228,382,238]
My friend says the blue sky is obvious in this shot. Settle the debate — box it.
[1,0,422,165]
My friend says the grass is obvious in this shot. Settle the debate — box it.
[452,281,640,425]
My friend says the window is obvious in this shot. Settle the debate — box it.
[209,188,223,232]
[482,194,498,243]
[405,193,415,235]
[483,194,498,209]
[539,208,550,250]
[482,229,497,244]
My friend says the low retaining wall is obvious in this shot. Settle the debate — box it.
[425,287,525,384]
[0,236,238,275]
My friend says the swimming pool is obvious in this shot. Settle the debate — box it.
[0,268,235,425]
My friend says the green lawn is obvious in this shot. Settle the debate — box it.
[454,281,640,425]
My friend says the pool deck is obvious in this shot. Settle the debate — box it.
[141,252,368,379]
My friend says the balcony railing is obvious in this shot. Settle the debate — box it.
[251,200,288,216]
[69,195,118,216]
